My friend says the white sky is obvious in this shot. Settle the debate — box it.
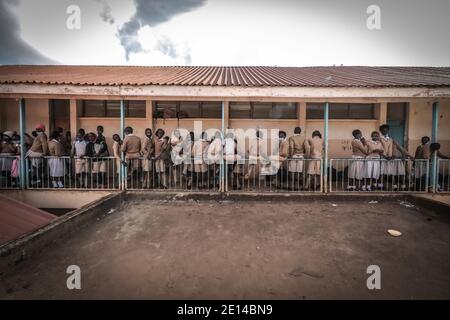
[6,0,450,66]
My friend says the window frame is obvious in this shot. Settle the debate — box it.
[229,102,298,119]
[81,100,146,118]
[306,103,375,120]
[153,101,222,119]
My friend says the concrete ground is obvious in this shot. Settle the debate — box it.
[1,196,450,299]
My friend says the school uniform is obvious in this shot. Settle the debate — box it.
[141,136,155,172]
[87,141,109,173]
[154,137,169,173]
[364,140,384,180]
[414,143,430,178]
[205,137,222,165]
[0,141,17,172]
[121,134,142,170]
[307,136,323,175]
[112,141,121,174]
[27,132,48,167]
[288,134,309,173]
[170,136,184,166]
[72,140,88,174]
[48,139,65,178]
[348,139,367,180]
[193,139,209,173]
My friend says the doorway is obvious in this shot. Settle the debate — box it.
[387,102,407,147]
[49,99,70,133]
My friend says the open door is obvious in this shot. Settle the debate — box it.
[49,99,70,132]
[387,102,407,147]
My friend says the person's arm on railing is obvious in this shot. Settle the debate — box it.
[393,140,413,160]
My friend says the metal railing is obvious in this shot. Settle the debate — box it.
[25,156,119,190]
[125,157,221,192]
[329,158,429,192]
[0,155,21,189]
[1,154,447,194]
[436,159,450,193]
[225,158,323,192]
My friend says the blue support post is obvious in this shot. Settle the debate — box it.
[323,102,329,193]
[120,99,125,190]
[19,98,26,189]
[431,102,439,192]
[220,101,225,193]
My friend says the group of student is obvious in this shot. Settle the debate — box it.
[0,123,448,190]
[348,124,449,191]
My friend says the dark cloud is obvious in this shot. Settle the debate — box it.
[117,0,206,61]
[97,0,115,24]
[0,0,56,65]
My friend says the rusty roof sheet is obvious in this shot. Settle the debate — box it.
[0,194,56,246]
[0,65,450,88]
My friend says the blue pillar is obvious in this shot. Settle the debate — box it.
[220,101,225,193]
[120,99,125,190]
[323,102,329,192]
[431,102,439,192]
[19,98,26,189]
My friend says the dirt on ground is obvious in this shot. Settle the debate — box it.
[1,197,450,299]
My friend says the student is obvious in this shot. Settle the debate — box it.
[223,132,241,190]
[154,128,168,188]
[430,142,450,191]
[87,133,109,188]
[112,134,122,184]
[0,131,17,186]
[170,129,184,185]
[348,129,367,191]
[97,125,105,142]
[206,131,222,187]
[363,131,384,191]
[414,136,430,190]
[288,127,310,190]
[48,131,65,188]
[182,131,195,188]
[275,130,289,189]
[306,130,323,191]
[141,128,155,188]
[379,124,412,190]
[246,130,270,182]
[193,132,209,189]
[71,132,88,188]
[121,126,142,184]
[27,124,49,185]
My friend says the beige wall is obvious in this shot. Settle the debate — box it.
[307,120,379,158]
[2,97,449,158]
[407,100,450,155]
[0,98,50,133]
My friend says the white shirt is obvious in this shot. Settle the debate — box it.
[224,138,235,156]
[73,140,87,157]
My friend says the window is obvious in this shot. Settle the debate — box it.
[229,102,251,118]
[81,100,146,118]
[306,103,375,119]
[153,101,222,119]
[179,101,200,118]
[229,102,298,119]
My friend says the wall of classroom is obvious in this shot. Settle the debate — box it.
[1,97,449,158]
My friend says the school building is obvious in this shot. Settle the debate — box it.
[0,65,450,193]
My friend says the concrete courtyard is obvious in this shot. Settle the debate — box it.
[1,195,450,299]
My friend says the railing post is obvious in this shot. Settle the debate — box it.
[431,102,439,192]
[220,101,225,193]
[19,98,26,189]
[120,99,126,191]
[323,102,329,193]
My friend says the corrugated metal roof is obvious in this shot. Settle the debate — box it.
[1,65,450,88]
[0,194,56,246]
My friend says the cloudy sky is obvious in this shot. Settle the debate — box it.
[1,0,450,66]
